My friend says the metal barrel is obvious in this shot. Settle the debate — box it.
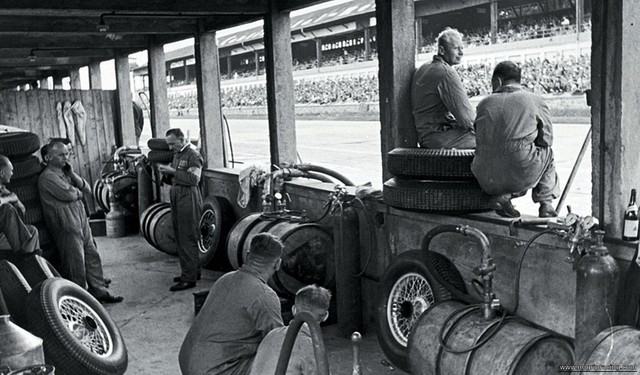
[225,214,335,296]
[409,300,574,375]
[93,171,118,212]
[136,160,154,219]
[577,326,640,375]
[140,202,167,246]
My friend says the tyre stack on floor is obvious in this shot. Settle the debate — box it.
[383,148,491,212]
[0,255,128,374]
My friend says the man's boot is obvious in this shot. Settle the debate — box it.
[539,202,558,218]
[489,194,520,218]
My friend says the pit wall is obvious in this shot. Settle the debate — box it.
[179,95,590,123]
[202,168,633,337]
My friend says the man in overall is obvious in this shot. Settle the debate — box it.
[0,155,40,255]
[38,142,122,303]
[179,233,284,375]
[412,27,476,149]
[471,61,560,218]
[158,128,203,291]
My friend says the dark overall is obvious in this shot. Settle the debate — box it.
[169,146,203,283]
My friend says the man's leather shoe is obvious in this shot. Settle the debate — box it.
[97,293,123,304]
[173,275,201,283]
[489,194,520,218]
[169,281,196,292]
[539,202,558,218]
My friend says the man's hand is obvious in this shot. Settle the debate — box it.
[157,164,176,176]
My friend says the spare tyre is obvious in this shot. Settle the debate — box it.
[376,250,462,371]
[7,176,39,203]
[146,138,170,151]
[26,278,128,375]
[0,260,31,326]
[0,132,40,158]
[198,197,234,269]
[383,177,491,212]
[387,148,475,180]
[9,155,42,181]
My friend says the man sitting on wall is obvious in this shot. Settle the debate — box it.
[0,155,40,254]
[38,142,122,303]
[412,27,476,149]
[179,233,285,375]
[249,285,331,375]
[471,61,560,218]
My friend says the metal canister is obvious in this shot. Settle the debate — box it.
[0,290,45,373]
[574,230,619,359]
[106,193,126,238]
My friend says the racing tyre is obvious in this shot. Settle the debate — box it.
[387,148,475,180]
[376,250,452,371]
[26,278,128,375]
[198,197,235,269]
[383,177,491,212]
[146,138,170,151]
[7,176,39,203]
[0,132,40,158]
[9,155,42,181]
[147,150,174,164]
[14,254,59,287]
[0,260,32,326]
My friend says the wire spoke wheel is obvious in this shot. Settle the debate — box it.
[59,296,113,357]
[387,272,435,347]
[198,209,217,254]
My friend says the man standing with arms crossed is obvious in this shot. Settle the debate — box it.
[412,27,476,149]
[158,128,203,291]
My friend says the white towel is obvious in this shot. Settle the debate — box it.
[71,100,87,146]
[56,102,66,139]
[62,101,75,145]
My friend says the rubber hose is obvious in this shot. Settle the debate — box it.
[275,311,329,375]
[421,225,482,305]
[294,163,355,186]
[303,171,334,184]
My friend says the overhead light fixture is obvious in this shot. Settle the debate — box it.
[97,15,110,32]
[27,51,36,63]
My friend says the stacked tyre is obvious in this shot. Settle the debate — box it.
[139,202,177,256]
[0,256,128,375]
[383,148,491,212]
[146,138,173,165]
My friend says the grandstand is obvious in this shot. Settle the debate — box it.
[131,0,592,113]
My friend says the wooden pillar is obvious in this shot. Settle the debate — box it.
[264,1,297,166]
[576,0,584,33]
[591,0,640,239]
[194,29,225,168]
[184,59,189,83]
[89,62,102,90]
[69,69,81,89]
[115,54,136,146]
[375,0,416,181]
[39,78,49,90]
[364,28,371,60]
[226,55,232,77]
[315,38,323,67]
[148,43,171,138]
[490,0,498,44]
[255,51,260,76]
[415,19,423,51]
[52,75,63,90]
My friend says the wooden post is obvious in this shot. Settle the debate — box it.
[226,55,232,77]
[576,0,584,33]
[315,38,323,67]
[363,28,371,60]
[375,0,416,181]
[415,19,423,52]
[590,0,640,239]
[490,0,498,44]
[89,62,102,90]
[115,54,136,146]
[184,59,190,83]
[53,75,63,90]
[264,1,297,167]
[69,69,81,89]
[148,42,171,138]
[194,29,225,168]
[39,78,49,90]
[254,51,260,76]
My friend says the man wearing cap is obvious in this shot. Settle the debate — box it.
[179,233,285,375]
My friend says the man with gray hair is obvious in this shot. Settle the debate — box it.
[0,154,40,254]
[412,27,476,149]
[250,285,332,375]
[179,232,285,375]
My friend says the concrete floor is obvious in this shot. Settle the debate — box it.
[96,234,407,375]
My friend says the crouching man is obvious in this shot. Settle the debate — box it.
[471,61,560,218]
[250,285,331,375]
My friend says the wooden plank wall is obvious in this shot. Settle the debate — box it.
[0,89,118,213]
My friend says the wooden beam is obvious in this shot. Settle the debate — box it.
[0,48,113,59]
[0,1,268,15]
[89,62,102,89]
[264,1,296,167]
[195,30,225,168]
[0,16,198,35]
[69,69,81,89]
[0,34,155,49]
[415,0,490,17]
[115,54,136,146]
[376,0,416,181]
[148,42,170,138]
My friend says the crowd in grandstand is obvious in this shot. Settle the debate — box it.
[167,54,589,112]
